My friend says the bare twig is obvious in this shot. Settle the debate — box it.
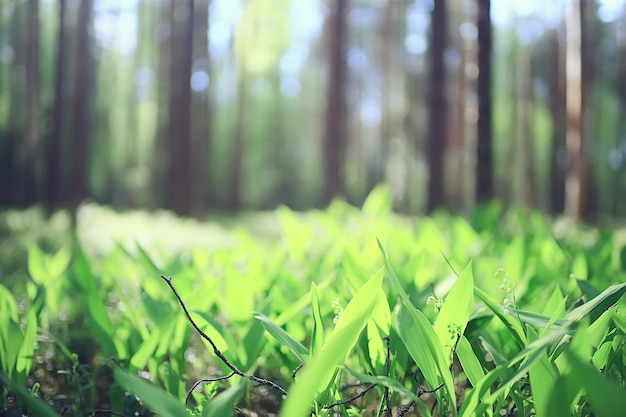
[185,371,236,405]
[291,363,303,381]
[396,401,414,417]
[323,383,377,409]
[160,275,287,396]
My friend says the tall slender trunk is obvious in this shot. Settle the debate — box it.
[549,26,567,214]
[322,0,348,205]
[426,0,447,213]
[228,71,247,211]
[475,0,493,203]
[564,0,586,218]
[152,0,172,209]
[45,0,67,212]
[376,0,393,188]
[191,0,211,214]
[70,0,94,220]
[167,0,194,216]
[20,0,40,206]
[615,7,626,215]
[519,52,537,208]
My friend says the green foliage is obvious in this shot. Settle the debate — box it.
[2,198,626,416]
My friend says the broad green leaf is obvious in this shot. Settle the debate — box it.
[27,245,48,285]
[566,282,626,323]
[203,381,247,417]
[224,267,254,322]
[456,335,485,388]
[114,367,188,417]
[310,282,324,356]
[527,328,557,417]
[396,301,456,411]
[0,283,18,322]
[620,245,626,271]
[130,328,161,370]
[377,239,411,304]
[361,185,393,215]
[464,325,573,416]
[0,284,18,363]
[435,261,474,362]
[274,280,331,327]
[592,340,613,370]
[279,268,384,417]
[542,285,566,319]
[135,242,162,277]
[0,372,60,417]
[16,309,37,381]
[241,310,268,369]
[366,289,391,369]
[545,374,579,417]
[459,365,508,417]
[613,309,626,334]
[4,321,22,378]
[191,310,234,359]
[71,250,96,292]
[571,253,588,279]
[253,312,308,363]
[513,309,573,332]
[49,247,71,280]
[86,290,117,356]
[475,287,527,346]
[585,306,614,349]
[577,279,600,300]
[566,349,626,417]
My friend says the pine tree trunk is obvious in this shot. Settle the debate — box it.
[45,0,67,212]
[476,0,493,203]
[322,0,348,205]
[426,0,447,213]
[167,0,194,216]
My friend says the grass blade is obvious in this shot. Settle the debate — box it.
[0,372,60,417]
[566,282,626,322]
[566,349,626,417]
[456,335,485,388]
[396,301,456,411]
[253,312,309,363]
[114,366,189,417]
[279,268,384,417]
[434,261,474,363]
[202,382,247,417]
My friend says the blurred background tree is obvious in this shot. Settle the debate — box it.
[1,0,625,220]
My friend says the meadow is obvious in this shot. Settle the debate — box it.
[2,187,626,417]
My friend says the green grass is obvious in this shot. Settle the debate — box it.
[2,187,626,416]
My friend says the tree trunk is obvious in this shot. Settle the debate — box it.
[376,0,393,189]
[70,0,94,219]
[426,0,447,213]
[615,6,626,216]
[475,0,493,204]
[152,0,172,209]
[45,0,67,212]
[549,26,567,214]
[191,0,211,214]
[228,71,247,211]
[564,0,586,218]
[19,0,40,207]
[167,0,194,216]
[322,0,349,205]
[519,52,537,208]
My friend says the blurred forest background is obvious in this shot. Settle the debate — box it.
[1,0,625,220]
